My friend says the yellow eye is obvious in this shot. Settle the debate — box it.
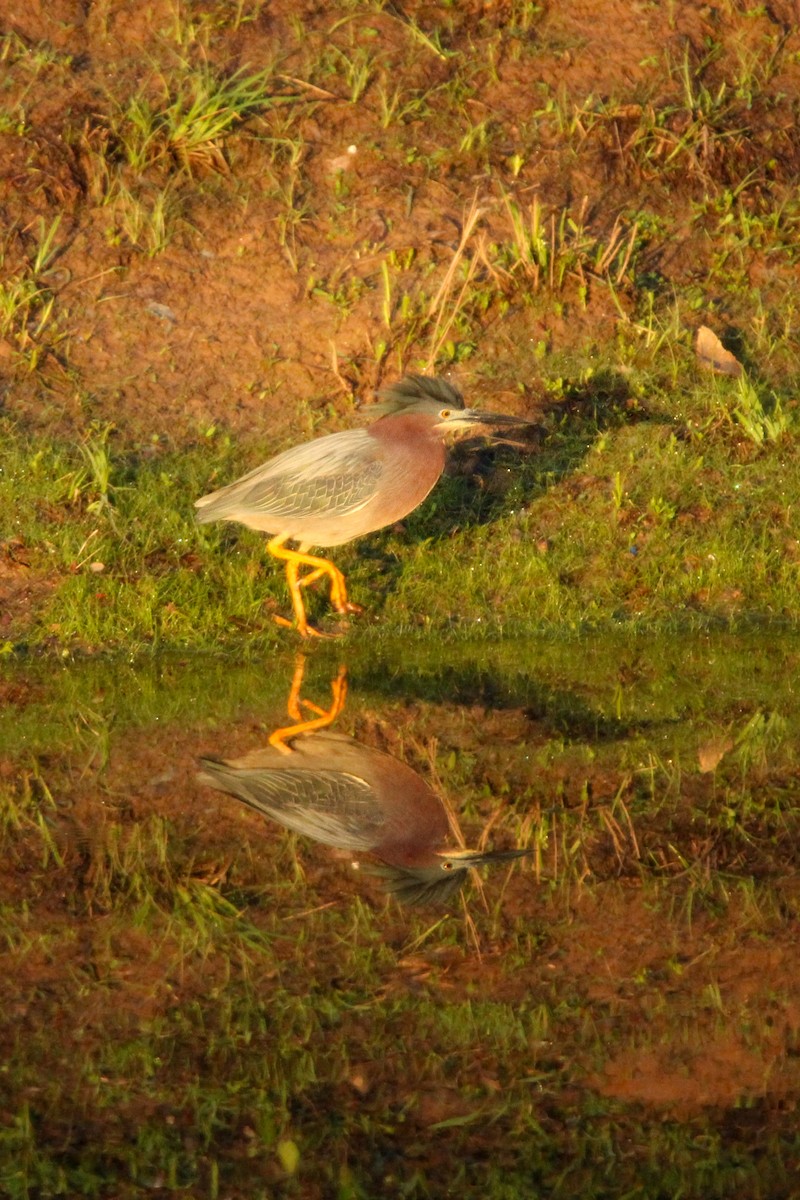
[441,860,454,871]
[439,409,452,419]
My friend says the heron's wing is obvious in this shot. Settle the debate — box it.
[195,430,384,523]
[198,759,384,851]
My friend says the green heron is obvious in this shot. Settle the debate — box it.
[197,660,528,905]
[195,374,530,636]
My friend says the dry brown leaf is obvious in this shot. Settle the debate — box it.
[697,735,734,773]
[348,1068,372,1097]
[695,325,742,377]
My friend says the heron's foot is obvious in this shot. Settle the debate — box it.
[272,613,342,640]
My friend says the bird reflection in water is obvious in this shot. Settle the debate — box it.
[198,658,528,906]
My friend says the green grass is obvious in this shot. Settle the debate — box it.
[2,352,798,654]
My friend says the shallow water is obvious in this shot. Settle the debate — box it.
[2,631,800,1194]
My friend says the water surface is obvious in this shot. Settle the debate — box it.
[2,631,799,1194]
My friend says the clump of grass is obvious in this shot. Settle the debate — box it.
[115,64,278,176]
[487,192,639,302]
[0,768,64,869]
[0,217,66,371]
[368,189,640,375]
[103,179,183,257]
[76,63,283,254]
[731,375,788,446]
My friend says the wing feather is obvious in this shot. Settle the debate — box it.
[198,760,384,851]
[195,430,384,524]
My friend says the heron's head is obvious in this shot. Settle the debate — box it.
[371,374,531,444]
[373,847,529,906]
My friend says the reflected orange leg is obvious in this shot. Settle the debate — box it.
[284,654,309,720]
[267,536,356,637]
[268,660,349,753]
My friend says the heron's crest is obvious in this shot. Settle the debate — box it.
[370,374,464,417]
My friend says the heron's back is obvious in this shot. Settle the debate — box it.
[194,419,445,547]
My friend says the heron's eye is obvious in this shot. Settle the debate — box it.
[439,409,452,419]
[441,860,454,871]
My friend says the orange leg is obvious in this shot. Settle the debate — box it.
[293,547,364,616]
[267,536,356,637]
[297,563,364,618]
[269,661,349,753]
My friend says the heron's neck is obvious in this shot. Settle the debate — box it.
[370,414,446,465]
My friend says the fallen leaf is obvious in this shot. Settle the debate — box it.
[348,1069,371,1097]
[146,301,177,324]
[695,325,742,377]
[698,735,734,773]
[277,1138,300,1175]
[327,145,358,173]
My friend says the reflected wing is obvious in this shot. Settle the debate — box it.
[195,430,384,524]
[198,758,383,851]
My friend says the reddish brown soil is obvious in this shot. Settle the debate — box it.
[4,0,798,442]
